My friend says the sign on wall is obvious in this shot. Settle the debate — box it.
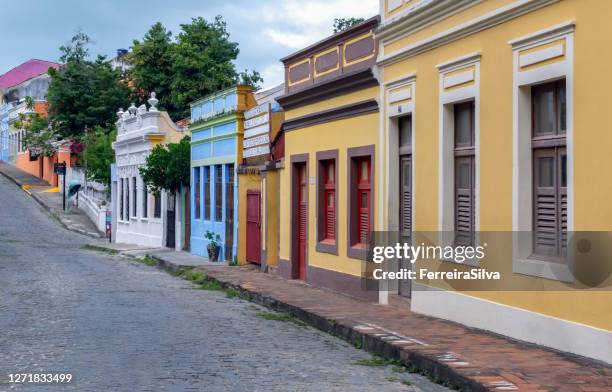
[243,103,270,162]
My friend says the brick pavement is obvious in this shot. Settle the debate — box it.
[182,263,612,392]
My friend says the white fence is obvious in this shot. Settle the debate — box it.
[65,166,109,233]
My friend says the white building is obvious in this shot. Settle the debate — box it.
[112,93,185,248]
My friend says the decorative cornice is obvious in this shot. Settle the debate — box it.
[277,68,378,111]
[282,99,379,132]
[436,52,481,73]
[508,20,575,49]
[377,0,560,67]
[378,0,481,42]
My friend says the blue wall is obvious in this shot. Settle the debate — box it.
[190,129,240,261]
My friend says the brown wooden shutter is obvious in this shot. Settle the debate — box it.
[533,148,559,256]
[454,156,475,243]
[400,156,412,236]
[453,102,475,244]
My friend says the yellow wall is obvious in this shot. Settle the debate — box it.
[280,112,379,277]
[263,169,280,267]
[381,0,612,330]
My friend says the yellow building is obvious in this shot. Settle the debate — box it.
[236,84,284,269]
[377,0,612,363]
[276,17,381,300]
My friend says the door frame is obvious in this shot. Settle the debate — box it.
[290,154,309,280]
[246,189,262,264]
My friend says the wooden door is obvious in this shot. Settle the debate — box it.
[293,163,307,280]
[246,190,261,264]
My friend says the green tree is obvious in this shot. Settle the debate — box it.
[15,106,56,158]
[333,17,365,33]
[139,136,191,195]
[128,22,176,114]
[82,127,116,187]
[170,16,262,119]
[47,32,131,139]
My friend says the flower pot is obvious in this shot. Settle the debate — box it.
[207,245,220,262]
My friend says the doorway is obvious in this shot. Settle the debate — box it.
[291,160,307,280]
[166,193,176,248]
[246,190,261,264]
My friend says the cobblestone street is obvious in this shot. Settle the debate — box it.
[0,175,449,391]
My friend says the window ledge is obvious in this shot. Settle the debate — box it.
[513,256,573,282]
[316,240,338,255]
[440,256,480,268]
[347,244,368,260]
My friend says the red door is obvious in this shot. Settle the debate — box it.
[246,190,261,264]
[293,163,307,280]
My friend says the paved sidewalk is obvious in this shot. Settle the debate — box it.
[0,161,103,238]
[89,240,611,392]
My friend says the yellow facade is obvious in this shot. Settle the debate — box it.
[276,17,380,300]
[378,0,612,362]
[236,85,285,269]
[279,112,380,277]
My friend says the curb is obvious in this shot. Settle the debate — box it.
[0,168,102,239]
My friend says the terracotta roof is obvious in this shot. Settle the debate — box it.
[0,59,60,89]
[175,118,191,130]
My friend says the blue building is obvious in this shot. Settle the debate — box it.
[189,86,255,261]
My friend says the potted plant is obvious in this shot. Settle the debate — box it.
[205,230,222,262]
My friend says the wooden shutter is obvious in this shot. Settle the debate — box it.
[533,148,558,256]
[357,157,371,245]
[531,80,567,259]
[453,102,475,244]
[454,156,475,244]
[400,156,412,236]
[324,161,335,241]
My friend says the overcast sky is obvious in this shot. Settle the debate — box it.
[0,0,378,89]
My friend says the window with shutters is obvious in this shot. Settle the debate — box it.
[194,167,201,219]
[532,80,566,259]
[316,150,338,254]
[454,101,475,245]
[214,165,223,221]
[119,179,124,221]
[132,177,138,219]
[142,181,148,219]
[347,145,374,260]
[153,193,161,218]
[125,179,130,220]
[204,166,211,220]
[398,116,412,238]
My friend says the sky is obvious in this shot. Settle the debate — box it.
[0,0,378,89]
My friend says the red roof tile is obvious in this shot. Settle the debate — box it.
[0,59,60,89]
